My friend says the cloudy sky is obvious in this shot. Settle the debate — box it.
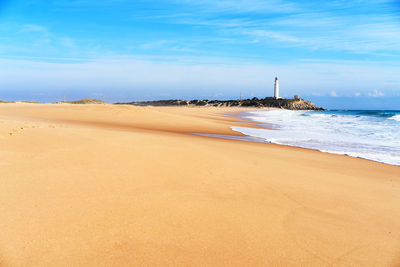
[1,0,400,108]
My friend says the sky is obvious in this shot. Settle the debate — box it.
[1,0,400,108]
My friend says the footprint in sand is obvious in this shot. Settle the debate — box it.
[7,126,25,136]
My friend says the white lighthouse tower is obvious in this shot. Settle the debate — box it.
[274,77,281,99]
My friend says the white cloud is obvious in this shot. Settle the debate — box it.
[59,37,76,48]
[139,40,173,50]
[178,0,300,14]
[247,30,303,43]
[164,1,400,55]
[21,24,48,33]
[368,89,385,97]
[330,91,338,97]
[1,56,399,100]
[15,24,79,52]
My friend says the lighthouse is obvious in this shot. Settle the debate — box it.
[274,77,281,99]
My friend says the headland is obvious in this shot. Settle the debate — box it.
[117,97,323,110]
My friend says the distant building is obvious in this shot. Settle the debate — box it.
[274,77,282,99]
[294,95,299,100]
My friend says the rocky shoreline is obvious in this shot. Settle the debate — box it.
[117,97,323,110]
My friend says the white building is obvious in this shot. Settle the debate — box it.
[274,77,282,99]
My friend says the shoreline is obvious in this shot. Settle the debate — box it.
[224,108,400,167]
[1,103,398,167]
[0,103,399,266]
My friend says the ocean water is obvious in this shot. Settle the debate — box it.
[231,110,400,166]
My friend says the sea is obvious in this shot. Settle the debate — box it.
[231,110,400,166]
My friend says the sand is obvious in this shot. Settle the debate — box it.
[0,103,399,266]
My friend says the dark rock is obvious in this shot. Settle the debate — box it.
[117,97,323,110]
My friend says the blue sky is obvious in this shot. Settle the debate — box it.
[1,0,400,108]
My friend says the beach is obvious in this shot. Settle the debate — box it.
[0,103,399,266]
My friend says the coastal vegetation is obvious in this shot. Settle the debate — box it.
[0,100,40,104]
[55,98,108,104]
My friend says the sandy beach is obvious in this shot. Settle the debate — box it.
[0,103,399,266]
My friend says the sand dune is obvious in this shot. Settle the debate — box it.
[0,103,399,266]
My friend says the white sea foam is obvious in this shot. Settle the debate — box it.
[231,110,400,166]
[389,114,400,122]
